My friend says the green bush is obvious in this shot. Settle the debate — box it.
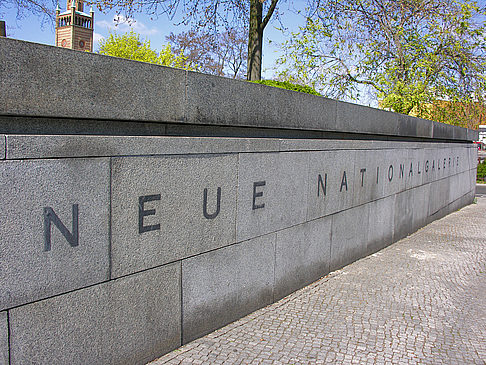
[250,80,321,96]
[477,160,486,181]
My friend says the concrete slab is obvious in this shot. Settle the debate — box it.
[274,217,332,301]
[111,154,238,278]
[0,158,110,310]
[182,234,275,344]
[367,195,395,254]
[9,263,181,365]
[306,150,356,221]
[0,311,7,365]
[330,204,370,271]
[236,152,308,242]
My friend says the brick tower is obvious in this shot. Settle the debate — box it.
[55,0,94,51]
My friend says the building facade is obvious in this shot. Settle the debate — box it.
[55,0,94,52]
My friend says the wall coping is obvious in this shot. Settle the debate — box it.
[0,37,479,142]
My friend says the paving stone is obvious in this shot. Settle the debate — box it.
[10,263,181,365]
[0,311,7,365]
[182,234,275,344]
[236,152,308,242]
[274,216,332,301]
[111,154,237,278]
[150,198,485,365]
[0,158,109,310]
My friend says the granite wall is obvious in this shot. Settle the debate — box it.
[0,37,478,365]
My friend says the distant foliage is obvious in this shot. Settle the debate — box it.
[251,80,321,96]
[478,160,486,180]
[98,30,189,68]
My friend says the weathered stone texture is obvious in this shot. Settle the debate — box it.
[9,263,181,365]
[0,158,109,310]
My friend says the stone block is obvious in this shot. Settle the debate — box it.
[0,311,7,365]
[0,38,185,123]
[432,121,454,140]
[306,150,356,221]
[428,178,450,218]
[185,71,337,131]
[468,146,478,171]
[398,115,433,138]
[236,152,308,242]
[367,195,395,254]
[5,135,281,159]
[336,101,398,136]
[453,126,468,141]
[421,148,438,185]
[111,154,237,278]
[352,150,385,206]
[0,158,109,310]
[9,263,181,365]
[467,128,479,141]
[394,189,414,242]
[330,204,370,271]
[0,136,4,160]
[182,234,275,344]
[382,149,408,198]
[0,115,169,136]
[274,217,332,301]
[412,184,431,232]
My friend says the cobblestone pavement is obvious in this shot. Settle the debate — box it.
[150,198,486,365]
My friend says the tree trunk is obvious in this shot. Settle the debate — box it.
[247,0,263,81]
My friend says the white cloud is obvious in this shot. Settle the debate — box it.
[92,32,104,50]
[96,15,159,36]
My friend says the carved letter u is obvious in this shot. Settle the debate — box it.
[203,187,221,219]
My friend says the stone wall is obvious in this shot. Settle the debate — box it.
[0,37,478,365]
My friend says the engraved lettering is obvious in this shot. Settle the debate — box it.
[340,171,348,192]
[318,174,327,197]
[425,160,429,172]
[253,181,266,210]
[418,161,421,174]
[139,195,161,234]
[399,164,405,179]
[376,166,379,184]
[43,205,79,252]
[388,165,394,182]
[203,187,221,219]
[360,168,366,187]
[409,162,413,177]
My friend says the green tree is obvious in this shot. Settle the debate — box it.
[93,0,281,80]
[98,30,188,68]
[278,0,486,128]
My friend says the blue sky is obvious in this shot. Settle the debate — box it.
[1,1,308,79]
